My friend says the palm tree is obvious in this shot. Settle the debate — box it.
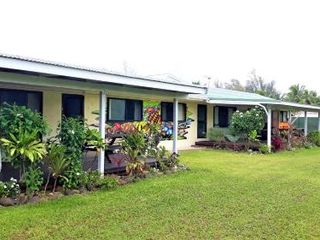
[284,84,306,103]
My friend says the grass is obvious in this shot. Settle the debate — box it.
[1,148,320,239]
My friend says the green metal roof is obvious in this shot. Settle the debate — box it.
[204,88,320,112]
[206,88,278,103]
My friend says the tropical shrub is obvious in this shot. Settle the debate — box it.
[208,128,225,141]
[304,142,313,149]
[224,134,240,143]
[248,130,260,144]
[85,128,106,150]
[307,131,320,146]
[291,135,306,148]
[152,146,170,171]
[272,136,284,152]
[99,176,119,190]
[0,130,47,178]
[121,131,146,176]
[164,153,180,168]
[80,171,118,191]
[0,178,20,198]
[80,170,101,191]
[230,107,265,138]
[0,103,49,139]
[23,166,43,196]
[56,117,108,189]
[58,117,87,189]
[259,144,270,154]
[44,144,70,192]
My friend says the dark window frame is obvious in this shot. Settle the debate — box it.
[0,88,43,113]
[107,98,143,122]
[62,94,84,119]
[160,102,187,122]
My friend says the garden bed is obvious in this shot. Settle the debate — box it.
[195,140,260,151]
[0,163,189,207]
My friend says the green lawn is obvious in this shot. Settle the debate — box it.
[1,149,320,239]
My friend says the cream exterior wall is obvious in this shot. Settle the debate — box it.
[44,91,99,133]
[42,90,61,137]
[84,93,99,127]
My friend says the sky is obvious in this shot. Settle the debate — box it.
[1,0,320,94]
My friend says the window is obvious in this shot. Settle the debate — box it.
[62,94,84,118]
[161,102,186,122]
[0,88,42,112]
[197,104,207,138]
[108,98,142,122]
[214,106,236,127]
[279,111,288,122]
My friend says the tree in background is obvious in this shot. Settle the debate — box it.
[193,70,319,105]
[284,84,320,106]
[224,79,245,91]
[245,70,281,99]
[222,70,281,99]
[284,84,306,103]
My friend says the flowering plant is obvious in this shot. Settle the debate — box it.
[0,178,20,198]
[230,107,265,138]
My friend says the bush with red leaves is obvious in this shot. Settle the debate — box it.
[272,137,284,152]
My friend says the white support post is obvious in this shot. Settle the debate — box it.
[288,111,291,122]
[173,98,179,154]
[267,107,272,152]
[318,112,320,132]
[304,111,308,136]
[98,90,106,176]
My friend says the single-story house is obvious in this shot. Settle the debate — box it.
[0,54,320,176]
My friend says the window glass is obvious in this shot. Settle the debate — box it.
[62,94,84,118]
[0,89,42,112]
[161,102,186,122]
[27,93,42,112]
[178,104,186,121]
[134,101,142,120]
[108,98,142,121]
[280,111,288,122]
[216,106,236,128]
[109,99,125,121]
[218,107,229,127]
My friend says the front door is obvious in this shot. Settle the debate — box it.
[197,104,207,138]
